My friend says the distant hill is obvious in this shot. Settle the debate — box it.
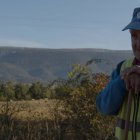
[0,47,133,83]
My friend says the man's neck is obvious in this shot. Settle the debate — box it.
[133,57,140,65]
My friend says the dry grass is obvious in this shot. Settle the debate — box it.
[0,99,68,140]
[0,99,64,121]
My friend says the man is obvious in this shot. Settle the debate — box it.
[96,7,140,140]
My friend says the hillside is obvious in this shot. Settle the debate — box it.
[0,47,133,83]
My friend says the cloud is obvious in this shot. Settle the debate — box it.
[0,39,45,48]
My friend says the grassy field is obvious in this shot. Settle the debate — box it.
[0,99,63,120]
[0,99,115,140]
[0,99,68,140]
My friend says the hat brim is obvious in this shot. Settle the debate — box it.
[122,21,140,31]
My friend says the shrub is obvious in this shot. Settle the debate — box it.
[49,62,116,139]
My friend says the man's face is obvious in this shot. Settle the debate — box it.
[130,29,140,61]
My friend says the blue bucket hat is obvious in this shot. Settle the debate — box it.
[122,7,140,31]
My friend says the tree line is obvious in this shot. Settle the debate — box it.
[0,81,53,101]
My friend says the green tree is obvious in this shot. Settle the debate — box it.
[29,82,44,99]
[0,82,15,100]
[14,84,29,100]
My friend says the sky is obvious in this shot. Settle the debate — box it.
[0,1,140,50]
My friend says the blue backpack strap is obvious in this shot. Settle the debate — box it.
[116,60,125,75]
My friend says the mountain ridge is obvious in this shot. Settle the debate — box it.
[0,46,133,83]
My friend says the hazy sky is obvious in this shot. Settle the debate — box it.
[0,0,140,50]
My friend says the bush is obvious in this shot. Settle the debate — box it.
[49,62,116,139]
